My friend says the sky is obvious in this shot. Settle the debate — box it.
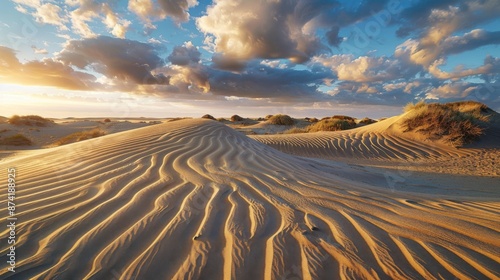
[0,0,499,118]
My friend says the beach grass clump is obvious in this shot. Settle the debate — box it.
[202,114,216,120]
[8,115,54,127]
[267,114,295,126]
[359,117,377,125]
[401,101,490,147]
[0,134,32,146]
[307,118,357,132]
[282,127,308,134]
[55,128,105,146]
[230,115,244,122]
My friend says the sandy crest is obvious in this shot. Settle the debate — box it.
[0,119,498,279]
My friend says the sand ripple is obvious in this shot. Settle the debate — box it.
[0,119,498,279]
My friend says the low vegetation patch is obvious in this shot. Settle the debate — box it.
[331,115,356,122]
[401,101,490,147]
[202,114,216,120]
[230,115,244,122]
[283,127,308,134]
[0,134,32,146]
[55,128,105,146]
[359,117,377,125]
[267,114,295,125]
[307,118,357,132]
[8,115,54,127]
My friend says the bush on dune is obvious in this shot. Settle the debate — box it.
[359,117,377,125]
[267,114,295,125]
[8,115,54,127]
[202,114,216,120]
[282,127,308,134]
[401,101,490,147]
[331,115,356,122]
[307,118,356,132]
[55,128,105,146]
[0,134,32,146]
[230,115,244,122]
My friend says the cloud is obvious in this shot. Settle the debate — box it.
[207,61,329,101]
[128,0,198,27]
[196,0,331,70]
[394,1,500,69]
[426,83,478,99]
[62,0,131,38]
[0,46,96,90]
[428,56,500,80]
[58,36,168,85]
[312,54,418,83]
[34,3,69,30]
[31,45,48,54]
[167,41,201,66]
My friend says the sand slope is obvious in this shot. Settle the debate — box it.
[0,119,499,279]
[251,115,477,161]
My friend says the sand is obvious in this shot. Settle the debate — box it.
[0,118,498,279]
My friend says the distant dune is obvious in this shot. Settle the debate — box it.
[1,119,498,279]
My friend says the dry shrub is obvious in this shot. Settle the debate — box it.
[332,115,356,122]
[359,117,377,125]
[55,128,105,146]
[308,117,319,123]
[404,100,426,112]
[282,127,308,134]
[217,117,227,122]
[267,114,295,125]
[401,101,490,147]
[230,115,244,122]
[307,118,356,132]
[202,114,216,120]
[0,134,32,146]
[103,118,111,123]
[265,114,274,119]
[8,115,54,127]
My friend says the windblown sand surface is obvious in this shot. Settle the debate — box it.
[1,119,499,279]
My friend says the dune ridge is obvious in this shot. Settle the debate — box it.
[0,119,499,279]
[251,115,480,161]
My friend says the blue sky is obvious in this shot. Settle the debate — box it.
[0,0,499,118]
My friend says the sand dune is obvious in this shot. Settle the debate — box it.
[251,114,477,160]
[1,119,499,279]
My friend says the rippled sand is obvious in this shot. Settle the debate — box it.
[0,119,498,279]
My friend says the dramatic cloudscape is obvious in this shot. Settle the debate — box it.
[1,0,499,118]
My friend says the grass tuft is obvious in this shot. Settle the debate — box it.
[0,134,32,146]
[55,128,105,146]
[267,114,295,125]
[8,115,54,127]
[401,101,490,147]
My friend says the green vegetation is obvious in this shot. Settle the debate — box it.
[55,128,105,146]
[401,101,490,147]
[8,115,54,127]
[0,134,32,146]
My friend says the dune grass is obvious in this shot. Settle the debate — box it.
[401,101,490,147]
[55,128,105,146]
[8,115,54,127]
[230,115,244,122]
[267,114,295,125]
[307,118,357,132]
[359,117,377,125]
[0,134,32,146]
[202,114,216,120]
